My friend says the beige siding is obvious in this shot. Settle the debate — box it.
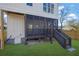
[7,13,25,44]
[0,3,58,19]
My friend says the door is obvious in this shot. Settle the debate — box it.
[7,13,25,44]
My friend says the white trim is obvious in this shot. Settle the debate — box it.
[0,0,79,3]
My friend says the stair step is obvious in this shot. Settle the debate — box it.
[66,45,71,48]
[67,48,76,52]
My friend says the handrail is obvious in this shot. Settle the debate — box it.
[53,29,71,48]
[56,29,71,40]
[54,29,68,40]
[54,29,66,48]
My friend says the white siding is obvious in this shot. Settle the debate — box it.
[0,3,58,19]
[7,13,25,44]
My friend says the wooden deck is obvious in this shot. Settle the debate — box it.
[21,35,53,44]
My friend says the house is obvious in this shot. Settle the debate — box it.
[0,3,71,49]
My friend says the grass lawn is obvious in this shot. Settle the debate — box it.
[0,40,79,56]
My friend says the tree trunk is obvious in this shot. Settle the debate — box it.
[60,22,63,30]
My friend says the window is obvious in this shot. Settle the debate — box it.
[48,3,50,13]
[43,3,54,14]
[27,3,33,6]
[50,4,54,13]
[43,3,47,12]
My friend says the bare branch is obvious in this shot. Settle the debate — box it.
[59,7,70,30]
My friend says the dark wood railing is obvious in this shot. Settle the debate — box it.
[54,29,71,48]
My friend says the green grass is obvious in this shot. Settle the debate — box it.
[0,40,79,56]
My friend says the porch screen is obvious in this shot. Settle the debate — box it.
[25,15,45,37]
[25,14,57,38]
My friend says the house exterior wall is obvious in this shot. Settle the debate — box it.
[7,13,25,44]
[0,3,58,44]
[0,3,58,19]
